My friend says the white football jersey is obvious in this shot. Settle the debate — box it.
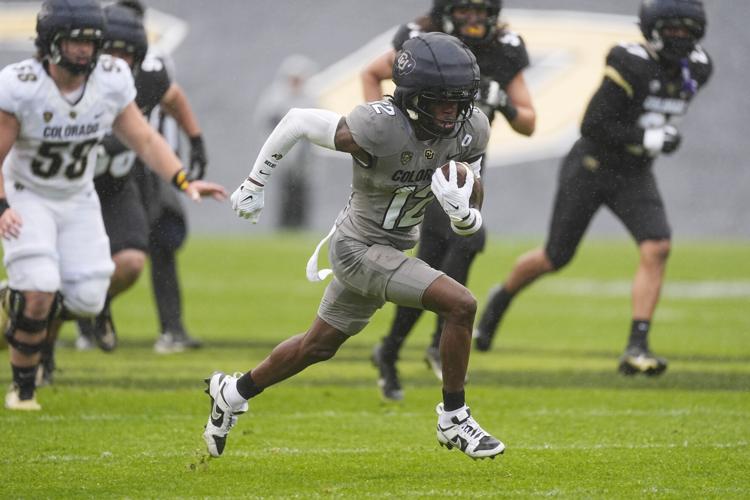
[0,55,136,199]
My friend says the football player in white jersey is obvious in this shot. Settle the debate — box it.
[203,33,505,461]
[0,0,225,410]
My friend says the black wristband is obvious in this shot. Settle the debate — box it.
[0,198,9,216]
[189,134,204,148]
[498,102,518,123]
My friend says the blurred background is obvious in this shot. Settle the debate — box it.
[1,0,748,239]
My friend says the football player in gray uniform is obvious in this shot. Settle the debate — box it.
[362,0,536,400]
[203,33,505,461]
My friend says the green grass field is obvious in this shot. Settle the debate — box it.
[2,235,749,498]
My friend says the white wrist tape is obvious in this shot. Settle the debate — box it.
[451,208,483,236]
[248,108,341,186]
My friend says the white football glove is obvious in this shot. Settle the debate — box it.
[643,125,681,156]
[230,178,265,223]
[431,160,475,223]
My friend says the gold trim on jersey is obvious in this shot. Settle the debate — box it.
[604,66,634,99]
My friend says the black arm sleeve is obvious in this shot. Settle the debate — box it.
[580,78,643,147]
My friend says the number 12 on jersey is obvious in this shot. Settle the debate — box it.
[382,184,433,230]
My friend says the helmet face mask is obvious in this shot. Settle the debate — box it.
[435,0,501,44]
[49,29,102,75]
[36,0,105,75]
[392,33,480,139]
[411,86,478,138]
[639,0,706,64]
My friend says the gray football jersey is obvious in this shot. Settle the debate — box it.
[336,100,489,250]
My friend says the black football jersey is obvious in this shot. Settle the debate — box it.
[391,24,529,123]
[93,54,172,195]
[579,42,712,168]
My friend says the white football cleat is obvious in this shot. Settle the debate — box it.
[5,384,41,411]
[203,372,248,457]
[436,403,504,460]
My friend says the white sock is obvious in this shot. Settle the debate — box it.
[440,404,469,426]
[223,378,248,411]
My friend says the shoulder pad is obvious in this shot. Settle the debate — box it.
[497,30,526,50]
[93,55,136,113]
[0,59,45,114]
[347,101,410,157]
[608,43,652,68]
[94,55,133,79]
[688,45,713,86]
[605,43,652,93]
[392,23,424,51]
[460,109,490,158]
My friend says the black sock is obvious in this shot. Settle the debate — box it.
[236,371,264,400]
[11,364,37,400]
[476,286,515,334]
[442,389,465,412]
[628,320,650,350]
[381,306,422,363]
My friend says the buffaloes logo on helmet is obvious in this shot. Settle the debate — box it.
[394,50,416,77]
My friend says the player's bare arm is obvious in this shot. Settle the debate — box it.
[160,82,208,180]
[360,50,396,102]
[160,83,202,138]
[112,102,225,201]
[0,110,22,238]
[505,72,536,136]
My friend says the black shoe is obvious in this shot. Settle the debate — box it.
[173,330,203,349]
[154,330,203,354]
[371,343,403,401]
[473,286,510,352]
[618,346,668,376]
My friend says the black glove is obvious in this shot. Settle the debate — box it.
[188,135,207,180]
[661,125,682,154]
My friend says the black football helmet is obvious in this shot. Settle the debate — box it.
[116,0,146,19]
[102,4,148,71]
[35,0,105,75]
[639,0,706,63]
[431,0,501,44]
[392,32,480,138]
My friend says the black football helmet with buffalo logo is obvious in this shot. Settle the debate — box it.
[392,32,480,138]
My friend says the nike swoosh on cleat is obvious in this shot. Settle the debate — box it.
[453,436,469,451]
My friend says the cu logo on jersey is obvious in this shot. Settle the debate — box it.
[395,50,416,76]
